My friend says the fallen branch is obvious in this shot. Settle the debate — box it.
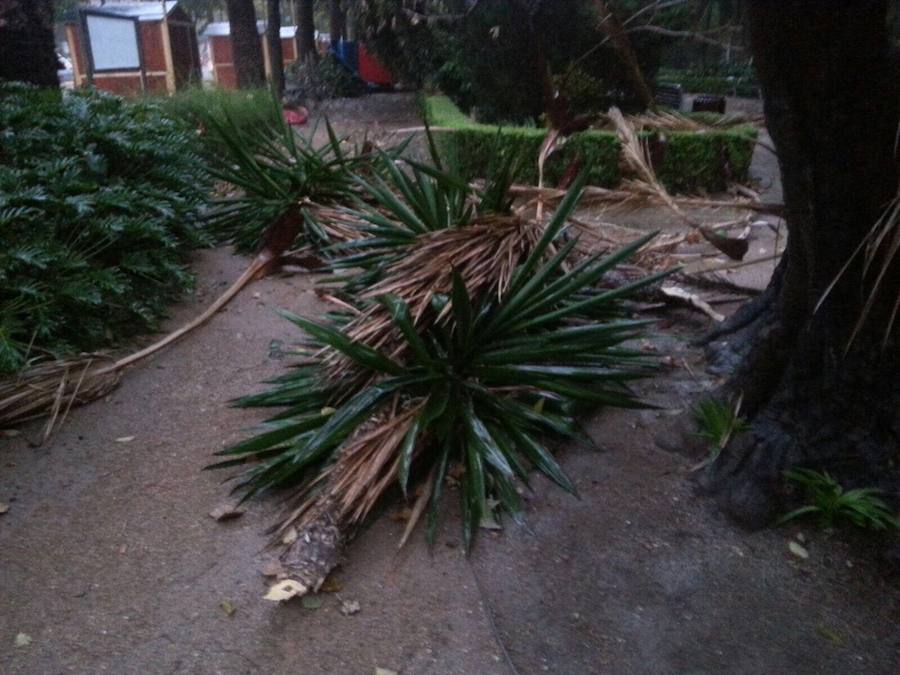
[627,24,744,51]
[660,285,726,322]
[502,182,784,217]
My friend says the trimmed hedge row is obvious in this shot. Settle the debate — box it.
[421,95,757,193]
[656,68,760,98]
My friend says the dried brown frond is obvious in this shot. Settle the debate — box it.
[322,214,543,380]
[0,355,119,438]
[816,193,900,351]
[594,109,761,132]
[307,202,370,244]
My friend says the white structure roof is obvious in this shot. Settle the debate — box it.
[85,1,180,22]
[201,21,298,39]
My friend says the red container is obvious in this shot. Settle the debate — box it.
[358,43,393,87]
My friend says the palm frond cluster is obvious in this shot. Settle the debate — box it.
[212,136,672,593]
[0,83,210,375]
[194,93,401,255]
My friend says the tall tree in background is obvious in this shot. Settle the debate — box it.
[592,0,655,110]
[330,0,346,44]
[266,0,284,95]
[226,0,265,87]
[0,0,59,87]
[297,0,316,61]
[703,1,899,526]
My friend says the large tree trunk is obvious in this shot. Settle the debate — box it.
[297,0,316,63]
[702,1,900,527]
[226,0,265,88]
[266,0,284,96]
[329,0,346,44]
[0,0,59,88]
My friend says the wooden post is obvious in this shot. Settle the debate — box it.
[262,32,273,78]
[160,1,177,93]
[66,24,84,87]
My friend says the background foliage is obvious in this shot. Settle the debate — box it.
[0,84,209,374]
[360,0,669,123]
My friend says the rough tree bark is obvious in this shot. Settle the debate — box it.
[0,0,59,88]
[226,0,265,88]
[297,0,316,62]
[701,1,900,527]
[329,0,346,44]
[266,0,284,96]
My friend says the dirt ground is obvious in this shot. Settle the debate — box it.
[1,94,898,674]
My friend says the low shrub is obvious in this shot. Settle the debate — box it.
[656,67,760,98]
[0,83,209,374]
[422,95,757,193]
[422,95,620,187]
[161,86,281,139]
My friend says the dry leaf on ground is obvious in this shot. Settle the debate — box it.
[264,579,307,602]
[788,541,809,559]
[209,504,245,521]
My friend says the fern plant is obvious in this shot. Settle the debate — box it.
[0,83,209,375]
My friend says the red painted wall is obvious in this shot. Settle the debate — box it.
[140,22,167,72]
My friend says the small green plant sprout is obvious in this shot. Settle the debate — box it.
[779,469,900,531]
[692,394,748,453]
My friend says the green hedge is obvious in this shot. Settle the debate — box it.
[656,68,760,98]
[421,95,757,193]
[422,95,620,187]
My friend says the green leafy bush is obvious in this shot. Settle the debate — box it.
[0,83,209,374]
[657,127,757,193]
[153,87,281,141]
[422,95,757,192]
[422,95,621,187]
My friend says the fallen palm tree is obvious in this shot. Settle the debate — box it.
[214,168,672,600]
